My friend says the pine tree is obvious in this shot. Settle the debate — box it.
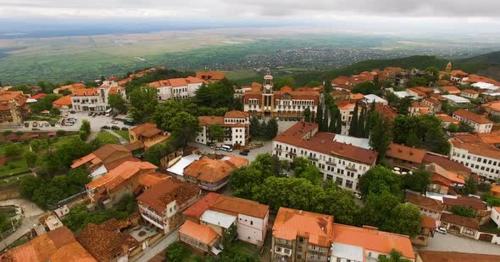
[304,107,312,122]
[349,103,359,136]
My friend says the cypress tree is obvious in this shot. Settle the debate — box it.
[358,107,367,138]
[349,103,359,136]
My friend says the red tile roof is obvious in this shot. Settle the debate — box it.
[273,207,334,247]
[183,192,221,219]
[52,95,72,108]
[198,116,224,126]
[210,194,269,219]
[137,178,200,214]
[386,143,427,164]
[443,196,487,211]
[179,220,219,245]
[441,213,479,229]
[72,88,98,96]
[274,122,377,165]
[405,191,444,213]
[184,156,248,183]
[453,109,492,125]
[224,110,249,118]
[86,161,157,191]
[333,224,415,260]
[450,134,500,160]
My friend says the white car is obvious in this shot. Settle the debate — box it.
[436,226,447,234]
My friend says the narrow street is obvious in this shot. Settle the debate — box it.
[131,230,179,262]
[0,199,45,251]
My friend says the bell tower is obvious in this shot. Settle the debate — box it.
[262,74,274,116]
[445,61,452,73]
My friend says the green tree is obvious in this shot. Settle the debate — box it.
[249,116,261,138]
[143,140,175,166]
[24,151,37,168]
[349,103,359,137]
[458,121,475,133]
[4,143,23,158]
[304,107,312,122]
[358,166,402,198]
[382,203,421,238]
[369,113,392,161]
[30,94,60,113]
[129,87,158,123]
[463,176,478,195]
[402,169,430,194]
[322,185,359,225]
[79,120,91,141]
[108,94,127,113]
[195,79,236,108]
[352,81,381,95]
[292,157,322,185]
[208,124,225,143]
[378,250,411,262]
[359,191,401,227]
[265,118,279,140]
[165,242,190,262]
[397,97,412,115]
[170,112,200,147]
[274,76,295,89]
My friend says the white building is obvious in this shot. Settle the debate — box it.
[196,110,250,147]
[452,109,493,134]
[450,134,500,181]
[273,122,377,191]
[472,82,499,92]
[71,80,126,112]
[442,95,470,107]
[148,76,203,101]
[337,101,355,135]
[362,94,388,105]
[491,207,500,228]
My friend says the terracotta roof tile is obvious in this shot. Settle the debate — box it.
[386,143,427,164]
[137,178,200,214]
[184,156,248,184]
[441,213,479,230]
[273,207,334,247]
[86,161,157,191]
[453,109,492,125]
[210,195,269,219]
[195,71,225,81]
[224,110,249,118]
[405,191,444,212]
[443,196,487,211]
[179,220,219,245]
[183,193,221,219]
[333,223,415,259]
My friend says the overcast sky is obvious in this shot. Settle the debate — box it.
[1,0,500,34]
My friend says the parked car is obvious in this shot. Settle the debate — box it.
[436,226,447,234]
[111,125,120,130]
[239,149,250,156]
[221,145,233,152]
[88,112,93,116]
[70,110,76,114]
[101,126,110,129]
[121,127,128,131]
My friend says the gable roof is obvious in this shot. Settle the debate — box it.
[210,195,269,219]
[184,156,248,183]
[273,207,334,247]
[2,227,96,262]
[453,109,492,125]
[71,144,133,170]
[86,161,157,191]
[179,220,219,245]
[137,178,200,214]
[183,192,221,219]
[441,213,479,229]
[386,143,427,164]
[405,191,444,213]
[130,123,162,137]
[443,196,487,211]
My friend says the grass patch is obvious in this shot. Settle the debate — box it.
[114,130,130,142]
[480,220,500,235]
[0,143,30,178]
[94,131,120,145]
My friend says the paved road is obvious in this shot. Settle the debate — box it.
[131,230,179,262]
[419,232,500,256]
[0,199,45,250]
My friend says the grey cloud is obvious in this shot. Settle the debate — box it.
[1,0,500,18]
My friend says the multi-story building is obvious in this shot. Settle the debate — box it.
[183,193,270,246]
[271,207,416,262]
[273,122,377,191]
[337,100,355,135]
[449,134,500,181]
[405,191,444,221]
[70,80,126,112]
[196,110,250,147]
[452,109,493,134]
[148,76,203,101]
[71,144,137,178]
[243,74,319,120]
[137,178,201,233]
[272,207,334,262]
[0,90,28,127]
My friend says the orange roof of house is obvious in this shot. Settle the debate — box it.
[179,220,219,245]
[336,100,356,110]
[137,178,200,214]
[440,213,479,230]
[273,207,334,247]
[210,194,269,219]
[436,113,459,124]
[350,93,364,100]
[450,134,500,159]
[462,89,479,95]
[183,192,221,219]
[0,90,27,107]
[86,161,157,191]
[464,74,499,85]
[453,109,492,125]
[428,163,465,185]
[138,172,171,188]
[2,227,96,262]
[491,184,500,195]
[224,110,249,118]
[421,215,437,229]
[333,223,415,259]
[405,191,444,213]
[130,122,162,137]
[148,77,204,88]
[419,251,500,262]
[184,156,248,184]
[386,143,427,164]
[72,88,98,96]
[52,95,72,108]
[71,144,133,169]
[441,86,461,94]
[198,116,224,126]
[483,101,500,113]
[450,70,469,78]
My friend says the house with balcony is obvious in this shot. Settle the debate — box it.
[129,122,170,149]
[137,178,200,233]
[71,80,126,112]
[183,156,248,191]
